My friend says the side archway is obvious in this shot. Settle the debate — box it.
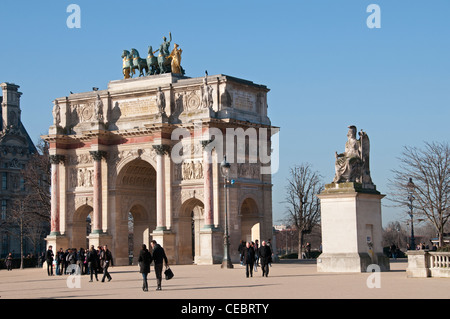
[239,197,260,243]
[177,198,204,264]
[72,204,93,250]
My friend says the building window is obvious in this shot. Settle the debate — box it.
[20,177,25,191]
[1,200,6,220]
[2,172,7,190]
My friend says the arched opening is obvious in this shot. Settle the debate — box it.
[115,158,156,265]
[240,198,260,243]
[73,204,93,250]
[178,198,204,264]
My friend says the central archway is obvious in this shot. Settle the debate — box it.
[115,158,156,265]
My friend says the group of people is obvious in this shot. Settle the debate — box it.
[44,240,168,292]
[138,240,169,291]
[238,239,273,278]
[45,244,113,282]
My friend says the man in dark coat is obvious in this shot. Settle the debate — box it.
[45,245,54,276]
[241,242,255,278]
[138,244,153,291]
[259,240,272,277]
[150,240,168,290]
[100,245,113,282]
[87,245,99,282]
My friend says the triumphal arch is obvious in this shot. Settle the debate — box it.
[44,60,276,265]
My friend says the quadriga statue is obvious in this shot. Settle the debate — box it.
[333,125,374,189]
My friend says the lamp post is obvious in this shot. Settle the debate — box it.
[407,178,415,249]
[220,156,233,269]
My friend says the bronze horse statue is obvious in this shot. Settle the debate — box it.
[122,50,134,79]
[130,48,148,77]
[146,46,160,75]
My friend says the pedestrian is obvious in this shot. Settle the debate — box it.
[267,239,273,267]
[259,241,272,277]
[66,248,77,274]
[100,245,113,282]
[97,246,104,274]
[138,244,152,291]
[45,245,54,276]
[254,239,260,272]
[241,241,255,278]
[62,249,68,274]
[56,248,64,275]
[150,240,168,290]
[5,252,13,271]
[306,242,311,259]
[77,248,85,274]
[390,243,397,259]
[87,245,99,282]
[238,240,245,266]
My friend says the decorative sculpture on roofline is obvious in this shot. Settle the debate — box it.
[332,125,375,190]
[122,32,185,79]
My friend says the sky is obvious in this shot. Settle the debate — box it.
[0,0,449,227]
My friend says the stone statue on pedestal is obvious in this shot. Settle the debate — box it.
[52,100,61,127]
[333,125,374,189]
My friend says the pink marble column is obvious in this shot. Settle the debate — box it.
[90,151,106,234]
[201,140,214,228]
[49,155,64,235]
[153,145,170,231]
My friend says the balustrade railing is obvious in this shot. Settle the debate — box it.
[407,250,450,277]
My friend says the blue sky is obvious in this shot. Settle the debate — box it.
[1,1,449,226]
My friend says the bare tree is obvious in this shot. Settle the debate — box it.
[390,141,450,247]
[284,163,323,259]
[21,139,51,220]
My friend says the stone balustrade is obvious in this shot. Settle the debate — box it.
[406,250,450,278]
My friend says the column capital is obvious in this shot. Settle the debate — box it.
[152,144,171,156]
[49,154,65,165]
[89,150,107,161]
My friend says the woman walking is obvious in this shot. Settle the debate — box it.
[5,252,13,271]
[138,244,152,291]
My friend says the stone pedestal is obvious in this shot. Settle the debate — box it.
[406,250,430,278]
[88,233,112,255]
[317,182,390,273]
[151,230,176,264]
[195,227,223,264]
[45,234,69,251]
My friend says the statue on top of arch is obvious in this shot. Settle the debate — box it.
[332,125,375,190]
[122,32,185,79]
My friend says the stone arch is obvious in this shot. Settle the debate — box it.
[114,157,157,265]
[177,198,204,264]
[239,197,260,243]
[110,151,157,188]
[72,204,93,250]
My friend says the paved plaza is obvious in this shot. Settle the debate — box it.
[0,259,448,300]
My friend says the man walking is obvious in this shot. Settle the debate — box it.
[100,245,113,282]
[45,245,54,276]
[150,240,168,290]
[259,240,272,277]
[241,242,255,278]
[87,245,99,282]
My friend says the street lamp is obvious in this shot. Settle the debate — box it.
[407,178,415,250]
[220,156,233,269]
